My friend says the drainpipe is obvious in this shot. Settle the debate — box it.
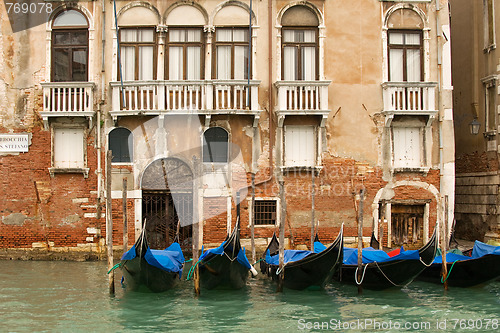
[236,0,274,196]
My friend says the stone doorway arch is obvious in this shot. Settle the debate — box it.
[141,158,193,250]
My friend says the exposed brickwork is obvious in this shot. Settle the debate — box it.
[0,125,103,248]
[456,151,499,174]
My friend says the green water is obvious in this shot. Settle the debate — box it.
[1,261,499,332]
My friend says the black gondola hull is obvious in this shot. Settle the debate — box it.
[338,259,428,290]
[417,254,500,287]
[199,255,249,290]
[198,220,250,290]
[260,229,343,290]
[121,257,179,292]
[337,230,438,290]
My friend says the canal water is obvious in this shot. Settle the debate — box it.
[1,261,499,332]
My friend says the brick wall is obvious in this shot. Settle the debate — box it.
[0,126,103,248]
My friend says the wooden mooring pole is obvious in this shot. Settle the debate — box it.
[122,178,128,255]
[251,173,256,264]
[311,169,316,250]
[441,196,449,291]
[192,156,200,296]
[357,189,365,295]
[106,150,115,295]
[277,179,285,292]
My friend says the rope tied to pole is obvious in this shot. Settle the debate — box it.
[441,260,459,283]
[107,262,121,274]
[354,264,369,285]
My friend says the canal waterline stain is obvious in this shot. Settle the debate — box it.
[0,261,499,332]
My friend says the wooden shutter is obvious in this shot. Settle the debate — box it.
[284,125,315,167]
[393,127,421,168]
[54,128,84,168]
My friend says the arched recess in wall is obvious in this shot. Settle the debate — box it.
[372,181,440,247]
[109,127,133,163]
[164,3,208,80]
[203,126,229,163]
[212,0,256,26]
[140,157,193,249]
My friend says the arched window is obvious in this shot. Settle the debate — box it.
[203,127,228,163]
[52,10,89,82]
[281,5,319,81]
[109,128,133,163]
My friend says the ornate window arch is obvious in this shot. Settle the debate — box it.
[47,7,93,82]
[383,5,430,82]
[276,2,325,81]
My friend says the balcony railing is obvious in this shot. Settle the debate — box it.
[41,82,95,114]
[275,81,330,115]
[382,82,437,113]
[40,82,95,129]
[110,80,260,118]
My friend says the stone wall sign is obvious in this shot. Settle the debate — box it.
[0,134,31,153]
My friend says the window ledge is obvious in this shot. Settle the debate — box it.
[392,167,429,175]
[281,166,323,174]
[49,167,89,178]
[254,224,276,228]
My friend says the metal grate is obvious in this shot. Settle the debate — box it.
[142,191,192,250]
[254,200,277,225]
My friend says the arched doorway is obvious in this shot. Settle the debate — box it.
[141,158,193,250]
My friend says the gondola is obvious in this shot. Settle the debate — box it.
[198,219,253,289]
[260,225,344,290]
[119,227,185,292]
[417,240,500,287]
[335,229,438,290]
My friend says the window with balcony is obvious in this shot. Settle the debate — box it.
[282,29,317,81]
[51,10,88,82]
[281,5,319,81]
[109,128,133,163]
[167,28,204,80]
[119,28,156,81]
[214,28,248,80]
[388,30,423,82]
[284,125,316,167]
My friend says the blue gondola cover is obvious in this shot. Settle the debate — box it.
[265,249,313,265]
[199,241,252,269]
[121,242,185,278]
[342,247,420,265]
[471,241,500,258]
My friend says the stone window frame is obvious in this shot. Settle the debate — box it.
[49,122,89,178]
[248,197,281,228]
[484,0,496,52]
[482,75,498,137]
[46,4,95,83]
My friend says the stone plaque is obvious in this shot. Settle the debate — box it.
[0,134,30,153]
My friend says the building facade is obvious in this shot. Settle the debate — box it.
[0,0,454,254]
[452,0,500,242]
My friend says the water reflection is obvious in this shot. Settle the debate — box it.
[1,261,499,332]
